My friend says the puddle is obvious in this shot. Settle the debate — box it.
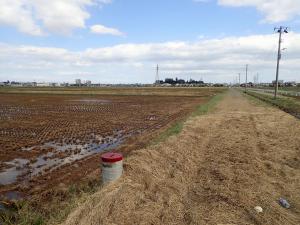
[0,131,128,185]
[0,191,24,212]
[0,159,29,185]
[0,191,23,201]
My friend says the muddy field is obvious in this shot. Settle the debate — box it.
[0,91,215,199]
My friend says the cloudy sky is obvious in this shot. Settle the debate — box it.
[0,0,299,84]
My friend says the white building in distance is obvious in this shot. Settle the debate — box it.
[75,79,81,86]
[86,80,92,86]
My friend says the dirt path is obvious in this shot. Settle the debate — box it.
[62,89,300,225]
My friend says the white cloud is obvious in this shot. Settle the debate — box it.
[0,0,111,35]
[218,0,300,23]
[0,33,299,83]
[0,0,44,36]
[90,24,124,36]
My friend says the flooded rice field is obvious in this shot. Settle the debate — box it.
[0,131,127,185]
[0,93,207,198]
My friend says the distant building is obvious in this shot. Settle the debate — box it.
[0,80,10,86]
[10,81,22,87]
[272,80,284,87]
[75,79,81,86]
[284,81,296,87]
[86,80,92,86]
[49,83,58,87]
[22,82,37,87]
[37,82,50,87]
[60,82,69,87]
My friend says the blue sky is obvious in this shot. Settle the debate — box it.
[0,0,299,83]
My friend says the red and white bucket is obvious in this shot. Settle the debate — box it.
[101,152,123,184]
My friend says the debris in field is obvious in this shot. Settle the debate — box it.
[279,198,290,209]
[254,206,263,213]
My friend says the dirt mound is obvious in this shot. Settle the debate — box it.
[62,90,300,225]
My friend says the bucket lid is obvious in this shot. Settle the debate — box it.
[101,152,123,163]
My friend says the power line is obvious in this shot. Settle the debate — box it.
[274,26,289,99]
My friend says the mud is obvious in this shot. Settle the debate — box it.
[0,93,208,198]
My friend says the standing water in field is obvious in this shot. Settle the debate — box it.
[0,131,127,185]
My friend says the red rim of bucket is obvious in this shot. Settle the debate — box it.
[101,152,123,163]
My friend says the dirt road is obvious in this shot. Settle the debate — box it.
[62,89,300,225]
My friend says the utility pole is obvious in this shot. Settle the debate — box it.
[155,64,159,84]
[238,73,241,86]
[274,26,288,99]
[245,64,248,92]
[253,73,258,86]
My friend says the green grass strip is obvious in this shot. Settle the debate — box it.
[245,91,300,119]
[192,93,224,116]
[152,92,225,145]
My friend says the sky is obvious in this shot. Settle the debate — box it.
[0,0,299,84]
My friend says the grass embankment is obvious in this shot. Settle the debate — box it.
[0,91,225,225]
[245,91,300,119]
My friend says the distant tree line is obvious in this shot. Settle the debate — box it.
[156,78,205,85]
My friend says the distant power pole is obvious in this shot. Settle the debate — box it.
[155,64,159,84]
[245,64,248,92]
[253,73,258,85]
[238,73,241,85]
[274,26,288,99]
